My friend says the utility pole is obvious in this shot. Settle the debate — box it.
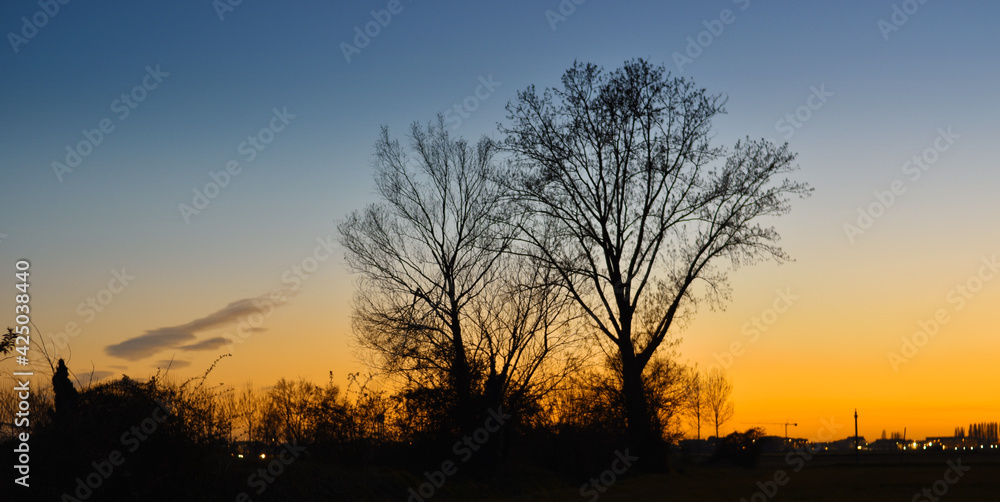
[854,409,859,465]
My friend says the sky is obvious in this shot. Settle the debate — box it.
[2,0,998,442]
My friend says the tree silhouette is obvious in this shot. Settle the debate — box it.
[685,368,706,440]
[339,117,574,437]
[339,118,508,431]
[704,367,734,438]
[0,327,17,362]
[500,58,810,460]
[52,358,79,426]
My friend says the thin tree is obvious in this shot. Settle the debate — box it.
[501,58,810,457]
[704,367,734,438]
[686,368,705,440]
[235,381,261,443]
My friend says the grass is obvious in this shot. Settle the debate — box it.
[466,456,999,501]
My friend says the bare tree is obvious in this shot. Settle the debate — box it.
[265,377,348,444]
[339,117,574,433]
[704,367,734,438]
[501,58,810,457]
[468,252,582,418]
[215,386,238,443]
[685,368,705,440]
[235,382,261,443]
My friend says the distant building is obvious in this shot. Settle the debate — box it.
[869,438,904,451]
[755,435,809,453]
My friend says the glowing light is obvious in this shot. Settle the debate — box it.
[237,454,244,459]
[260,454,266,459]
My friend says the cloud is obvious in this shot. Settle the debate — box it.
[154,359,191,369]
[106,295,281,361]
[180,337,230,352]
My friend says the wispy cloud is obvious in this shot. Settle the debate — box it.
[154,359,191,370]
[106,295,278,360]
[180,337,231,351]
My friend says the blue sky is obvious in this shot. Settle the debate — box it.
[2,0,999,439]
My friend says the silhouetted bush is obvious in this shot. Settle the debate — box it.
[709,427,766,468]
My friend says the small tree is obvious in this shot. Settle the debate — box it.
[686,368,706,440]
[52,358,79,426]
[704,367,734,438]
[235,382,261,443]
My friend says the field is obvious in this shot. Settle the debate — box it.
[463,453,1000,502]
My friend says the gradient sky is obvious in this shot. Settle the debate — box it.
[2,0,998,442]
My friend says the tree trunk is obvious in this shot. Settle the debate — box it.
[620,348,655,468]
[450,314,475,433]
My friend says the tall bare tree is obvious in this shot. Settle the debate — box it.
[500,59,810,459]
[339,118,511,429]
[339,117,574,433]
[704,367,734,438]
[686,368,705,440]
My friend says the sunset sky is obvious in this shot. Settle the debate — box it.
[2,0,998,442]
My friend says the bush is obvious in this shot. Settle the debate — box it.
[709,427,765,468]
